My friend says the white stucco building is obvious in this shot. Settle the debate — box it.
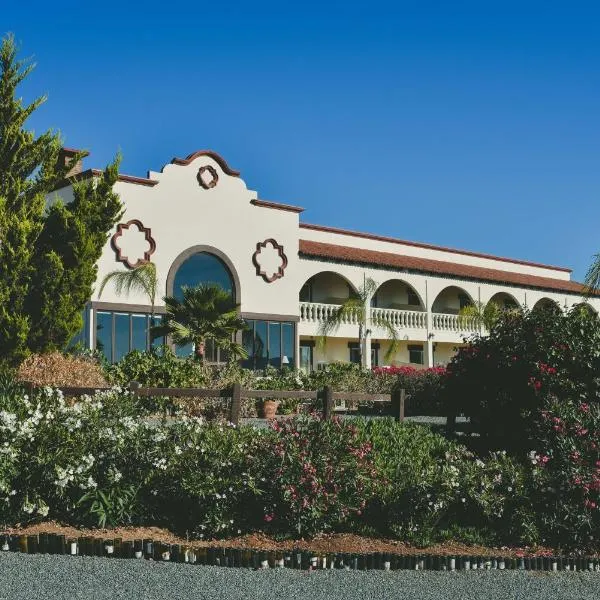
[54,148,598,371]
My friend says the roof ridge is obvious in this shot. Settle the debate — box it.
[300,223,571,273]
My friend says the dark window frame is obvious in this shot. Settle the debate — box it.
[408,343,424,365]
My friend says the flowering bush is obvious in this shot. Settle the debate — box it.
[444,306,600,452]
[529,398,600,547]
[357,419,532,545]
[147,420,269,538]
[0,385,159,527]
[261,415,380,535]
[373,366,447,415]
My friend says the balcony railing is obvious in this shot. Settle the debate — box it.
[299,302,479,334]
[432,313,479,332]
[371,307,427,329]
[299,302,360,325]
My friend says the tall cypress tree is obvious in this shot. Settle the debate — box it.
[0,34,122,364]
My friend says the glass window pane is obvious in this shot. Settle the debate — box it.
[96,312,112,362]
[131,314,147,353]
[114,313,130,363]
[205,339,217,362]
[300,345,313,373]
[173,252,234,299]
[268,322,281,367]
[255,320,268,369]
[150,315,164,348]
[282,322,294,367]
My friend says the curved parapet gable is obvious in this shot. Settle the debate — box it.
[168,150,241,176]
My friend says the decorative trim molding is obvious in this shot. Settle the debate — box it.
[241,312,300,323]
[111,220,156,269]
[91,301,166,314]
[52,169,159,191]
[197,165,219,189]
[170,150,240,176]
[251,199,304,214]
[252,239,288,283]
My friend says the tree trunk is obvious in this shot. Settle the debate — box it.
[195,339,205,362]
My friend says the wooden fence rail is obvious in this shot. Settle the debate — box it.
[28,383,407,426]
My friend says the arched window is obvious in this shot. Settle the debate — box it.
[170,251,236,360]
[173,252,234,300]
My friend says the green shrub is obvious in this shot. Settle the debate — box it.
[148,421,270,537]
[0,387,160,527]
[357,419,533,546]
[107,347,207,388]
[444,306,600,453]
[529,397,600,547]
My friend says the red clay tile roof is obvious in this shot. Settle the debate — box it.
[300,223,571,273]
[299,240,588,295]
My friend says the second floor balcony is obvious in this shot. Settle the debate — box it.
[298,274,484,341]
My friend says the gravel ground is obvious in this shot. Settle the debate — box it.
[1,553,599,600]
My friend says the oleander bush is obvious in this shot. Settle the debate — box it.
[529,397,600,547]
[444,306,600,453]
[357,419,533,545]
[261,415,380,536]
[1,379,598,550]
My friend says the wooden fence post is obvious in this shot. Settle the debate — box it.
[230,383,242,426]
[391,388,405,422]
[322,386,334,420]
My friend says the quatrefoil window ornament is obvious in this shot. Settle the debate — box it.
[197,165,219,189]
[111,219,156,269]
[252,238,288,283]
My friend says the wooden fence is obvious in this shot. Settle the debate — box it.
[32,384,407,426]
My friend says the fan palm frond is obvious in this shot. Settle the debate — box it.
[584,254,600,297]
[98,262,158,313]
[151,283,248,361]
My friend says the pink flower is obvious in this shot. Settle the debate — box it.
[580,403,590,413]
[264,513,274,522]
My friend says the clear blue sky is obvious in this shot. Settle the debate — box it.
[5,1,599,279]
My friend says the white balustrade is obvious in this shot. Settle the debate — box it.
[431,313,478,332]
[299,302,359,325]
[370,307,427,329]
[299,302,479,335]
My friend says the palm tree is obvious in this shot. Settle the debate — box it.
[584,254,600,296]
[151,283,248,362]
[317,276,399,367]
[98,262,159,316]
[458,300,506,331]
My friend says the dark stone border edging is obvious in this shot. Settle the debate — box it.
[1,533,599,572]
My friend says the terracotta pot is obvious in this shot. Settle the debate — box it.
[260,400,280,419]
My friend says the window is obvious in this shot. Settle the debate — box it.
[371,343,380,367]
[458,294,471,309]
[299,280,313,302]
[407,289,420,307]
[348,342,361,364]
[408,344,424,365]
[299,341,314,373]
[171,251,236,358]
[242,319,296,370]
[96,311,165,363]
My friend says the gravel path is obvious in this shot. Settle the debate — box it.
[1,553,599,600]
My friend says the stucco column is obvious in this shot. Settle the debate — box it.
[426,335,434,368]
[87,305,94,350]
[363,295,372,370]
[425,301,434,368]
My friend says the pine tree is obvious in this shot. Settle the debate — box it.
[0,34,122,364]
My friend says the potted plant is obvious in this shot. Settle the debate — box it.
[259,398,280,419]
